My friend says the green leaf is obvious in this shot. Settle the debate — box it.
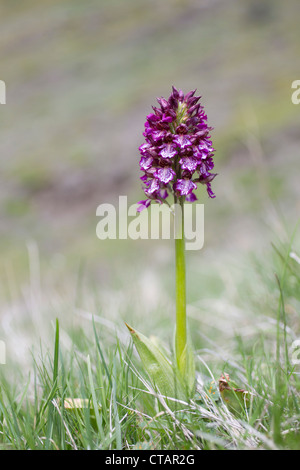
[173,327,195,398]
[203,379,220,401]
[87,355,105,440]
[125,323,185,403]
[178,342,195,397]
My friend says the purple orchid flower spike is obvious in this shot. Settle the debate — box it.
[129,87,218,397]
[138,86,216,209]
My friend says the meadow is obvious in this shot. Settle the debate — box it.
[0,0,299,450]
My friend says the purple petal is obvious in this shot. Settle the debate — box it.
[139,156,153,171]
[156,167,176,184]
[162,114,174,123]
[160,143,177,159]
[173,134,192,149]
[198,140,214,154]
[196,173,217,185]
[147,178,160,194]
[179,156,199,172]
[150,130,166,142]
[171,86,180,100]
[139,143,152,155]
[178,89,184,101]
[187,95,200,108]
[175,179,197,196]
[158,188,169,200]
[184,89,196,102]
[206,183,216,198]
[188,103,201,115]
[137,199,151,212]
[157,97,169,110]
[185,191,198,202]
[146,113,159,123]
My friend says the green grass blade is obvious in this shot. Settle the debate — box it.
[45,318,60,449]
[87,354,104,444]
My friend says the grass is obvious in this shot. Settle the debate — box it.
[0,230,299,450]
[0,0,299,451]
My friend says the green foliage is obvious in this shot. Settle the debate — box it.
[125,323,186,404]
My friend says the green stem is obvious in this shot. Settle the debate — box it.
[174,195,187,374]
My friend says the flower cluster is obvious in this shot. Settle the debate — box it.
[137,86,216,212]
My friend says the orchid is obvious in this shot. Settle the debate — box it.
[137,85,216,212]
[127,87,216,403]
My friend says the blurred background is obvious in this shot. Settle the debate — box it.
[0,0,299,368]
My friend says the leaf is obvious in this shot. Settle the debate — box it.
[203,379,220,402]
[178,342,196,397]
[125,323,185,403]
[173,326,196,398]
[219,373,250,414]
[87,355,105,440]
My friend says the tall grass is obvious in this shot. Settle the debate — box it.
[0,230,299,450]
